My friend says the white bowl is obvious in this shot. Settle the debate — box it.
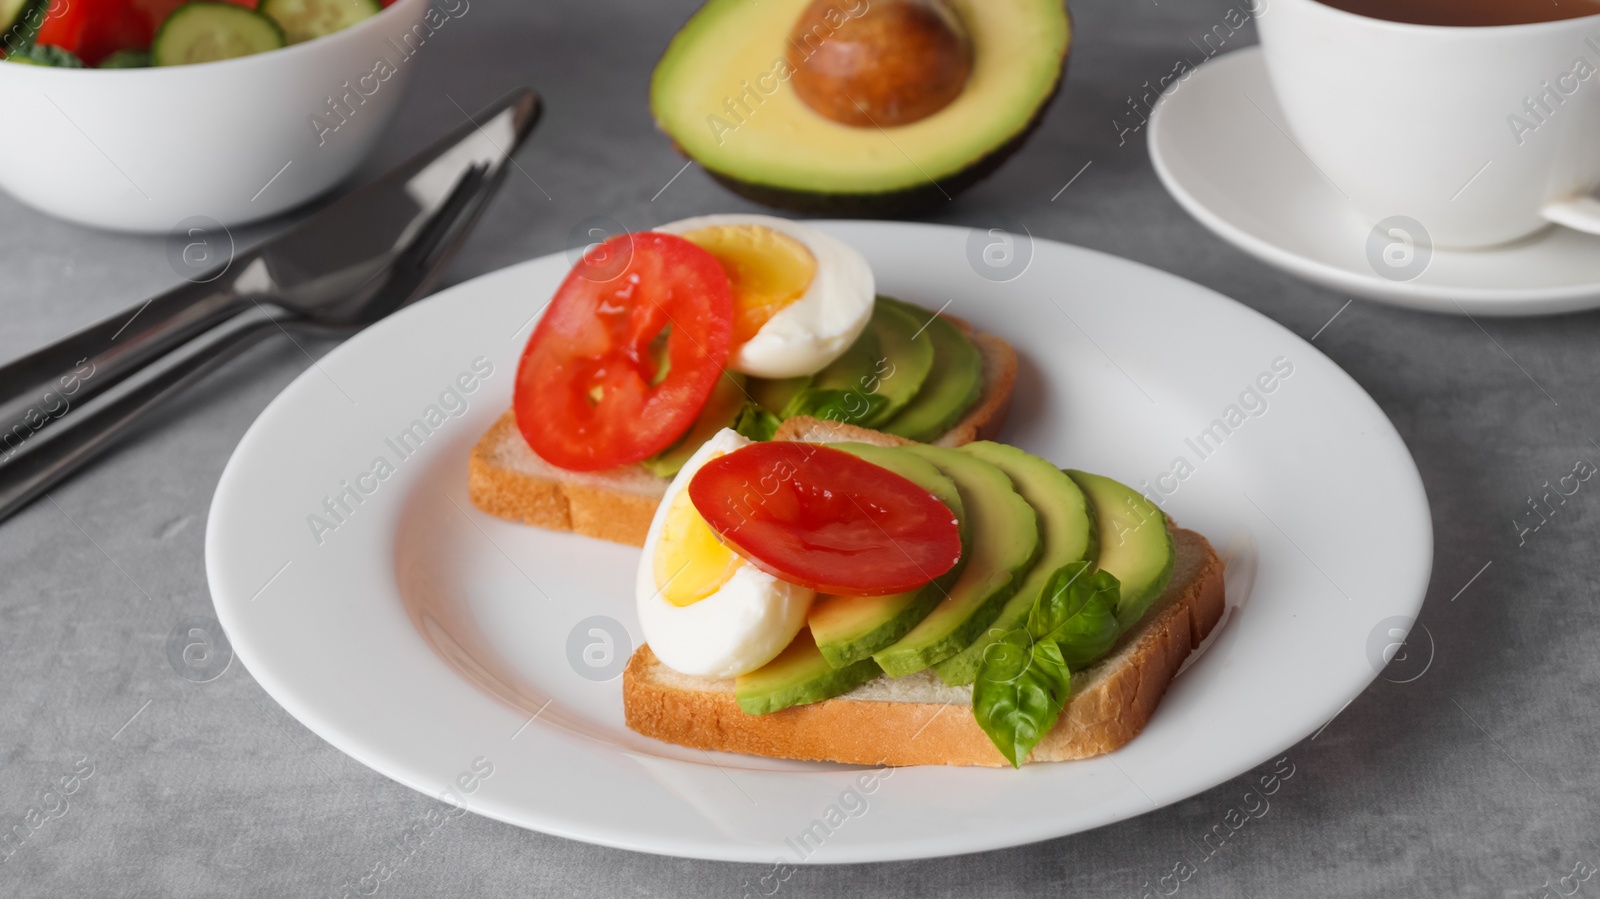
[0,0,438,233]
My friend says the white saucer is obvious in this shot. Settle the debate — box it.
[1148,46,1600,317]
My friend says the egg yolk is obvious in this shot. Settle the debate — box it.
[654,481,744,606]
[681,225,818,348]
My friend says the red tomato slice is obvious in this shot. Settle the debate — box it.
[34,0,257,64]
[514,232,733,472]
[689,442,962,596]
[36,0,152,65]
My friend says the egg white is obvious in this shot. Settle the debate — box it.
[636,429,815,678]
[657,214,875,379]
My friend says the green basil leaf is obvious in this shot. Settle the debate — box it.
[972,631,1072,768]
[731,401,782,442]
[778,388,889,427]
[1026,562,1122,670]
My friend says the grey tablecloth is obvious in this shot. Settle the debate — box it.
[3,1,1596,896]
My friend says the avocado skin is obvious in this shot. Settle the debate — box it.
[663,6,1072,218]
[693,71,1065,217]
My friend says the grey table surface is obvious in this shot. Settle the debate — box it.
[3,0,1597,896]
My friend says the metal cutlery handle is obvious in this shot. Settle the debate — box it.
[0,280,248,452]
[0,309,279,524]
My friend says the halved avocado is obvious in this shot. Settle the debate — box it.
[651,0,1071,216]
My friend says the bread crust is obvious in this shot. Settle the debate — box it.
[467,320,1016,546]
[467,411,665,546]
[623,528,1226,767]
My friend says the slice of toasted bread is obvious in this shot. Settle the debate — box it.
[623,527,1223,767]
[620,422,1226,767]
[467,317,1017,547]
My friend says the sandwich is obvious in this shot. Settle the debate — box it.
[468,213,1016,546]
[621,418,1225,767]
[467,212,1225,766]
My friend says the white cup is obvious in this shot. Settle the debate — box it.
[1255,0,1600,249]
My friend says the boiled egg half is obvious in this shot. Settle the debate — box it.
[636,428,815,678]
[658,214,874,379]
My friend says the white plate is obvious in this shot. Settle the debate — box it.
[206,221,1432,863]
[1148,46,1600,317]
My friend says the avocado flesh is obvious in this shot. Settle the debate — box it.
[808,443,969,668]
[736,628,882,715]
[858,299,935,428]
[650,0,1071,214]
[1066,469,1176,631]
[878,300,983,442]
[797,322,882,423]
[872,445,1040,677]
[641,372,749,478]
[749,297,955,429]
[932,442,1097,686]
[749,375,808,415]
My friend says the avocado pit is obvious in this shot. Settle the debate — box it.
[786,0,974,128]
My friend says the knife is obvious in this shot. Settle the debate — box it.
[0,87,541,460]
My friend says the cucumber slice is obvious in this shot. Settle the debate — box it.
[98,49,153,68]
[0,0,25,32]
[153,3,286,67]
[1,0,45,56]
[261,0,379,44]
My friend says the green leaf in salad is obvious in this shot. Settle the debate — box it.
[731,401,781,443]
[779,387,889,427]
[1025,562,1122,670]
[8,43,84,67]
[98,49,153,68]
[972,630,1071,768]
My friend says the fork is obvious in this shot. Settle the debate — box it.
[0,88,541,523]
[0,88,540,460]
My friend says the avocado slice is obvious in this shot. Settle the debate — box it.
[858,299,936,428]
[749,296,939,428]
[808,442,969,668]
[1066,470,1175,631]
[736,628,882,715]
[872,445,1040,677]
[789,322,884,422]
[650,0,1071,215]
[877,300,983,443]
[640,371,749,478]
[748,375,808,416]
[932,442,1096,686]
